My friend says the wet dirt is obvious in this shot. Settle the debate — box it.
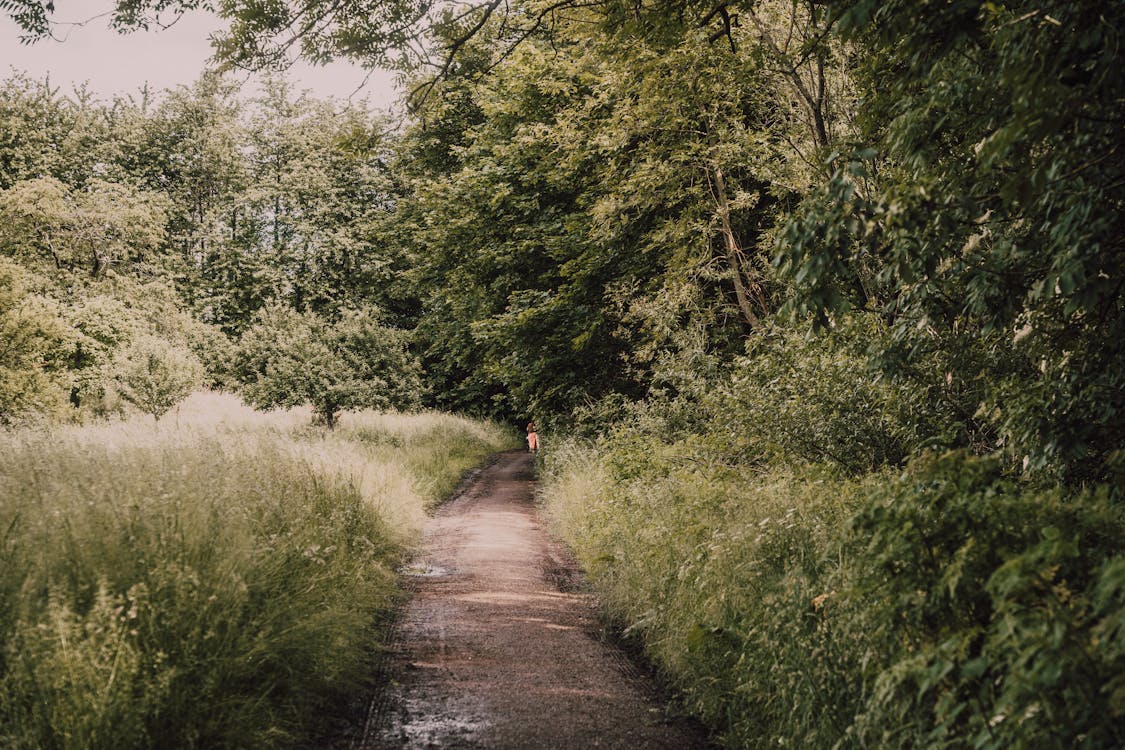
[351,450,712,749]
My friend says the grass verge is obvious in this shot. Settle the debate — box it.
[0,392,513,749]
[540,437,1125,749]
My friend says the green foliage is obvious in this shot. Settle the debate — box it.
[401,21,802,419]
[0,259,69,423]
[194,80,408,330]
[0,176,169,277]
[113,335,204,419]
[235,304,423,428]
[579,314,961,476]
[56,278,221,416]
[3,3,1122,747]
[722,318,948,473]
[0,433,395,748]
[779,0,1125,480]
[839,452,1125,749]
[0,74,127,189]
[0,266,225,419]
[0,403,508,749]
[543,440,1125,749]
[0,69,411,423]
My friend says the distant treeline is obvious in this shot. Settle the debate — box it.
[3,0,1122,477]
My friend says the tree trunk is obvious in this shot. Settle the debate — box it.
[711,165,768,329]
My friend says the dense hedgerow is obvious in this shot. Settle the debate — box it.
[0,393,511,749]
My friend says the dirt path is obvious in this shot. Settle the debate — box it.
[354,450,711,749]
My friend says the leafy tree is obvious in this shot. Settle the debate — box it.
[235,81,406,323]
[113,335,204,419]
[0,176,169,278]
[401,36,633,418]
[0,259,69,423]
[779,0,1125,481]
[124,75,251,307]
[400,12,831,419]
[0,74,70,188]
[0,74,131,190]
[56,277,225,412]
[235,304,422,428]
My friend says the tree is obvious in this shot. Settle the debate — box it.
[3,1,753,107]
[778,0,1125,481]
[234,304,422,428]
[0,73,133,190]
[0,258,69,423]
[235,80,406,323]
[113,335,204,419]
[400,12,827,419]
[0,177,169,278]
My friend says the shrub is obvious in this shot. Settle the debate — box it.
[541,442,1125,749]
[0,259,69,423]
[235,304,424,428]
[113,335,204,419]
[583,316,973,478]
[837,452,1125,749]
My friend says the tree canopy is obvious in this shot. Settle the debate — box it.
[2,0,1121,476]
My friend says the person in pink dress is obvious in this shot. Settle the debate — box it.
[526,421,539,453]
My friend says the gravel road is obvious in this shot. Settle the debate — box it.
[354,450,711,749]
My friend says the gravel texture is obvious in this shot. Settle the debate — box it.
[356,450,711,749]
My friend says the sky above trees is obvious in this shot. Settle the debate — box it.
[0,1,398,106]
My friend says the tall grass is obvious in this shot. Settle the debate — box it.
[541,438,1125,749]
[541,437,865,745]
[0,392,513,749]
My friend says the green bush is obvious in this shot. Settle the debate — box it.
[113,335,204,419]
[542,442,1125,749]
[837,452,1125,749]
[0,259,69,424]
[235,304,425,429]
[585,316,970,477]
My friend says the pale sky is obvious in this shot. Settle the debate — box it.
[0,2,401,109]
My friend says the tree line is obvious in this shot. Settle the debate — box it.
[1,0,1120,475]
[3,0,1122,481]
[0,73,420,425]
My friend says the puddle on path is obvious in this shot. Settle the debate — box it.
[401,564,457,578]
[375,695,490,749]
[400,712,489,746]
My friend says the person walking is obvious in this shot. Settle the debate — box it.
[526,421,539,453]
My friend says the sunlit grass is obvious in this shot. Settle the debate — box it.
[0,391,514,749]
